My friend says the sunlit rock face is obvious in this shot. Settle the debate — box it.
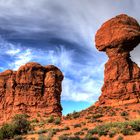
[0,62,63,124]
[95,14,140,106]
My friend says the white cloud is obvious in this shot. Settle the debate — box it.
[0,37,33,70]
[6,47,20,56]
[9,49,33,70]
[0,0,139,103]
[0,0,139,50]
[0,37,104,102]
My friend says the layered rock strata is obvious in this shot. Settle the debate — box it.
[95,14,140,106]
[0,62,63,123]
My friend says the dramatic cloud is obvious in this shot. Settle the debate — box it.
[0,0,140,107]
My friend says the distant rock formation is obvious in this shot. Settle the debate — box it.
[95,14,140,106]
[0,62,63,124]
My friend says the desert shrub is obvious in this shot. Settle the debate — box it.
[84,136,99,140]
[38,134,48,140]
[31,118,38,123]
[14,135,23,140]
[47,115,54,123]
[0,114,30,139]
[0,123,15,139]
[59,135,81,140]
[62,126,70,130]
[116,135,123,140]
[12,114,31,134]
[92,113,103,119]
[54,117,61,125]
[46,129,57,140]
[98,126,108,136]
[73,123,81,128]
[37,129,48,134]
[85,116,91,119]
[121,127,134,135]
[129,120,140,131]
[28,130,35,134]
[109,111,116,116]
[108,130,116,137]
[72,111,80,118]
[82,128,88,131]
[74,131,84,136]
[37,113,41,117]
[120,111,129,116]
[65,111,80,119]
[38,121,45,127]
[89,119,140,136]
[89,124,109,136]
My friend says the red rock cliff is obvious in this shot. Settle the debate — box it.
[95,14,140,106]
[0,62,63,124]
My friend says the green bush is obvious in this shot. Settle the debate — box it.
[47,116,54,123]
[54,117,61,125]
[0,123,15,139]
[72,111,80,118]
[87,119,140,137]
[38,134,48,140]
[31,118,38,123]
[46,129,57,140]
[14,135,23,140]
[12,114,31,134]
[84,136,99,140]
[130,120,140,131]
[116,135,123,140]
[59,135,81,140]
[0,114,31,139]
[37,129,48,134]
[92,114,103,119]
[74,131,84,136]
[121,127,134,135]
[108,130,116,137]
[120,111,129,116]
[62,126,70,130]
[73,123,81,128]
[81,128,88,131]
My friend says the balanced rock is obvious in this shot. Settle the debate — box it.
[0,62,63,124]
[95,14,140,106]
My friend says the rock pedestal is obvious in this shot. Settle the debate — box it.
[95,14,140,106]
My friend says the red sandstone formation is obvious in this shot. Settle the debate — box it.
[95,14,140,106]
[0,62,63,124]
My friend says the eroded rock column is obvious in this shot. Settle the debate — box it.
[0,62,63,124]
[95,14,140,106]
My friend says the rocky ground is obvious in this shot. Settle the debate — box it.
[18,102,140,140]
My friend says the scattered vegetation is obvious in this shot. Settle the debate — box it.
[54,117,61,125]
[116,135,124,140]
[47,115,54,123]
[92,113,103,119]
[66,111,80,119]
[73,123,81,128]
[37,129,48,134]
[62,126,70,130]
[86,119,140,137]
[59,135,81,140]
[14,135,23,140]
[38,134,48,140]
[120,111,129,116]
[74,131,84,136]
[0,114,31,139]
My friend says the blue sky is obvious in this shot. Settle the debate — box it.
[0,0,140,115]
